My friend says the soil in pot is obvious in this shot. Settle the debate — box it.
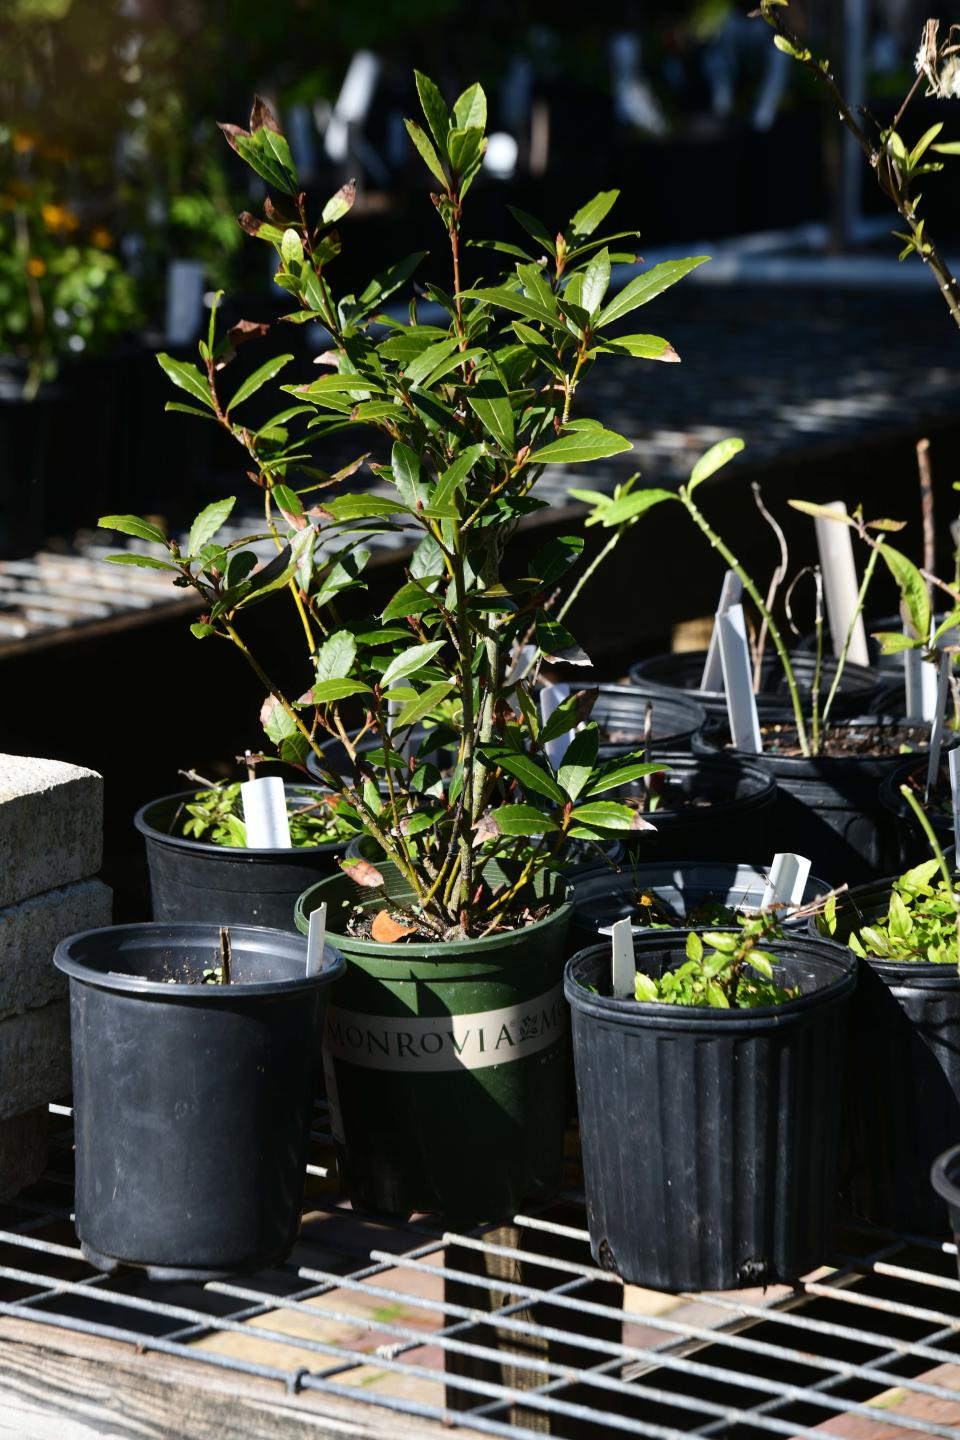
[135,785,351,930]
[693,720,938,885]
[628,650,885,724]
[601,752,776,865]
[568,859,829,953]
[295,867,572,1222]
[566,932,856,1291]
[819,875,960,1234]
[54,922,345,1279]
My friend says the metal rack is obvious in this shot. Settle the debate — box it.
[1,1103,959,1439]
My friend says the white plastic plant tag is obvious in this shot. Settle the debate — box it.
[718,605,762,754]
[539,682,574,770]
[760,853,811,912]
[610,916,636,999]
[505,643,537,683]
[925,650,952,800]
[700,570,743,692]
[165,258,205,346]
[950,748,960,857]
[904,618,940,721]
[306,902,327,977]
[241,776,291,849]
[813,501,869,666]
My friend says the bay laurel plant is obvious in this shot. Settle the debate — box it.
[98,77,706,940]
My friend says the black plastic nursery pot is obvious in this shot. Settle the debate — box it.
[54,923,345,1279]
[611,752,777,865]
[628,651,886,725]
[306,722,448,787]
[879,755,955,870]
[825,880,960,1234]
[591,683,706,758]
[931,1146,960,1268]
[135,787,348,931]
[693,722,938,885]
[568,859,828,953]
[565,933,857,1291]
[295,869,572,1221]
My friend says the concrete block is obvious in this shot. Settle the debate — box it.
[0,1002,70,1122]
[0,878,112,1021]
[0,1107,48,1199]
[0,755,103,907]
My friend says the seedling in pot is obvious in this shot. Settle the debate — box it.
[97,77,697,941]
[178,778,357,849]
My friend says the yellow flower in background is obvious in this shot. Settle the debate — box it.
[27,257,46,277]
[12,132,35,154]
[90,226,112,249]
[41,203,79,232]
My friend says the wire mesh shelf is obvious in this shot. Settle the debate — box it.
[2,1102,959,1439]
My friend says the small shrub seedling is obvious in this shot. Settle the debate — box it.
[179,782,357,849]
[632,914,796,1009]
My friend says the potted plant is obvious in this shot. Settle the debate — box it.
[54,920,345,1277]
[96,78,702,1219]
[135,774,357,930]
[565,909,856,1291]
[588,445,949,883]
[817,808,960,1234]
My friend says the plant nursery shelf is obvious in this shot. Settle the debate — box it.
[1,1105,959,1440]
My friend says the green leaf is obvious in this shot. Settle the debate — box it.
[281,229,303,268]
[321,180,356,225]
[415,70,450,156]
[453,82,487,132]
[358,252,428,311]
[447,126,485,176]
[306,678,371,704]
[99,513,167,544]
[788,499,856,527]
[229,354,294,412]
[688,437,745,493]
[871,631,920,656]
[910,122,944,166]
[933,610,960,645]
[393,680,455,731]
[686,931,703,962]
[467,378,515,453]
[188,497,235,555]
[403,336,461,386]
[315,629,357,682]
[879,543,931,643]
[391,442,430,510]
[105,552,180,571]
[532,534,584,586]
[557,726,599,801]
[592,333,678,362]
[382,578,444,622]
[507,206,555,255]
[380,640,446,689]
[634,971,659,1002]
[156,353,214,409]
[539,689,596,745]
[272,484,304,522]
[324,494,408,521]
[235,129,298,195]
[417,346,486,388]
[932,140,960,155]
[489,803,559,837]
[747,951,775,980]
[568,190,619,238]
[404,118,446,184]
[529,427,632,466]
[569,800,646,831]
[596,256,709,328]
[460,285,561,329]
[482,748,565,804]
[425,444,485,518]
[772,33,811,60]
[314,547,371,607]
[580,247,611,316]
[190,622,216,639]
[573,486,678,528]
[164,401,218,422]
[585,761,666,796]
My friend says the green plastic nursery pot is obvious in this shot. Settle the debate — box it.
[295,869,572,1220]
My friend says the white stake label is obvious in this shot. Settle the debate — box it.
[926,650,952,799]
[539,682,574,770]
[814,501,869,666]
[950,748,960,859]
[306,901,327,977]
[241,776,292,849]
[718,605,762,754]
[700,570,743,692]
[610,916,636,999]
[760,853,811,911]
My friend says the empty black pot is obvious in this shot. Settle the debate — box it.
[135,786,348,930]
[611,752,776,864]
[566,933,856,1291]
[55,922,344,1279]
[628,650,886,724]
[823,880,960,1234]
[931,1147,960,1269]
[879,755,955,870]
[591,683,706,758]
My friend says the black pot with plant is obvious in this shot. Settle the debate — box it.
[816,853,960,1233]
[566,919,856,1291]
[135,781,355,930]
[880,753,956,870]
[55,921,345,1278]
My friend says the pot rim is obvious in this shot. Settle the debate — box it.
[295,871,572,958]
[570,859,830,929]
[134,785,349,859]
[931,1144,960,1207]
[818,875,960,983]
[694,719,937,768]
[53,921,345,998]
[564,932,857,1029]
